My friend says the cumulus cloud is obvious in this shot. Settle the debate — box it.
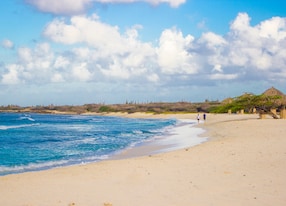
[1,39,14,49]
[43,15,125,53]
[212,64,223,73]
[156,28,199,74]
[209,73,238,80]
[1,64,22,84]
[1,43,54,85]
[197,32,227,53]
[51,73,65,83]
[96,0,185,8]
[25,0,92,15]
[1,12,286,89]
[43,14,156,81]
[72,63,93,81]
[190,12,286,81]
[26,0,185,15]
[54,56,70,69]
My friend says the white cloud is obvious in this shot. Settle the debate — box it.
[100,60,131,79]
[258,16,286,41]
[204,12,286,76]
[51,73,65,83]
[54,56,70,69]
[1,39,14,49]
[1,64,22,84]
[18,43,53,69]
[96,0,185,7]
[26,0,185,15]
[25,0,92,15]
[196,32,228,68]
[72,63,92,81]
[230,12,251,32]
[157,28,198,74]
[44,13,286,84]
[147,73,159,82]
[18,47,33,63]
[43,18,82,44]
[212,64,223,73]
[44,15,156,81]
[209,73,238,80]
[198,32,227,49]
[2,43,55,84]
[1,13,286,96]
[43,15,125,54]
[72,47,91,59]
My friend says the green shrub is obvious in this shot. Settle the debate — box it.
[98,106,114,112]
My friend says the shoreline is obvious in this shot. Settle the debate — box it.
[0,113,204,176]
[111,118,207,160]
[1,113,286,206]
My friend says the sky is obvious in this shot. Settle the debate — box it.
[0,0,286,106]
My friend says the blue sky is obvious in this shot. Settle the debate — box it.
[1,0,286,106]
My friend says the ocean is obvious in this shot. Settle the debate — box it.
[0,113,206,176]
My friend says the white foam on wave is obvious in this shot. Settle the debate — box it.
[150,119,208,153]
[0,123,40,130]
[19,116,36,121]
[0,154,110,176]
[112,119,208,159]
[0,160,69,176]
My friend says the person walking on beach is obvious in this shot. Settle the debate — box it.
[197,113,200,123]
[203,113,206,121]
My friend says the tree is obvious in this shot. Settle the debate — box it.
[210,94,282,113]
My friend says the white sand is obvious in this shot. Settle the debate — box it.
[0,113,286,206]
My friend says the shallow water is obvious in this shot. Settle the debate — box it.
[0,113,175,175]
[0,113,206,175]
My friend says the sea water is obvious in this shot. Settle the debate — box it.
[0,113,206,176]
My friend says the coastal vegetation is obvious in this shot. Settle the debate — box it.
[0,96,283,115]
[1,87,285,115]
[0,101,220,114]
[210,93,283,114]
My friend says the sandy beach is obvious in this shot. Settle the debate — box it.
[1,113,286,206]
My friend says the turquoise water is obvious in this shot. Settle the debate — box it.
[0,113,176,176]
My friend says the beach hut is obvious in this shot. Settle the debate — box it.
[262,87,286,103]
[262,87,286,119]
